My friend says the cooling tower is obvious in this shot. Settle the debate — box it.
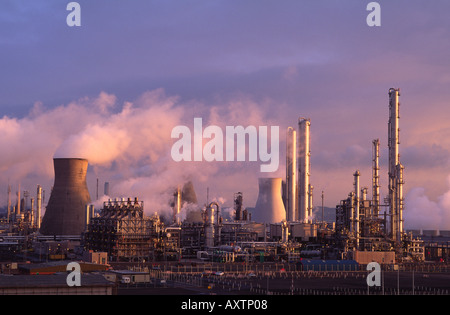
[181,181,198,205]
[253,178,286,224]
[40,158,91,236]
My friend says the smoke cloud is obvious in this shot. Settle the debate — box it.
[0,89,280,218]
[404,175,450,230]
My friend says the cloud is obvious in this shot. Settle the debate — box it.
[0,89,283,218]
[404,175,450,230]
[402,144,450,169]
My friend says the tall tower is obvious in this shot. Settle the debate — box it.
[353,170,360,250]
[286,127,297,222]
[372,139,380,217]
[298,118,311,223]
[36,185,42,229]
[7,185,11,223]
[388,88,404,241]
[16,184,21,216]
[40,158,91,236]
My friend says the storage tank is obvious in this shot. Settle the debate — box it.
[253,178,286,224]
[40,158,91,235]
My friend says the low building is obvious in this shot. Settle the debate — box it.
[0,274,116,295]
[19,261,110,275]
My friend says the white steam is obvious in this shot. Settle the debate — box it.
[404,176,450,230]
[0,89,278,218]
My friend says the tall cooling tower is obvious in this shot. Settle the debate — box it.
[181,181,198,205]
[254,178,286,224]
[40,158,91,236]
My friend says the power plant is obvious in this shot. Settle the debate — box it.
[0,88,449,295]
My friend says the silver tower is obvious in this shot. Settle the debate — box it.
[388,88,404,242]
[298,118,312,223]
[286,127,297,222]
[372,139,381,218]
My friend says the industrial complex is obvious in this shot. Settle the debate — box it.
[0,88,449,295]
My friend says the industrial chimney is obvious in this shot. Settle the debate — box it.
[254,178,286,224]
[40,158,91,236]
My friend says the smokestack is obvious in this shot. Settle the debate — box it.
[298,118,311,223]
[40,158,91,236]
[104,182,110,196]
[234,192,243,221]
[286,127,297,222]
[254,178,286,224]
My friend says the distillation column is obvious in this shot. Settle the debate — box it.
[396,163,404,240]
[298,118,311,223]
[388,88,403,242]
[286,127,297,222]
[372,139,380,217]
[36,185,42,229]
[354,170,360,250]
[7,185,11,223]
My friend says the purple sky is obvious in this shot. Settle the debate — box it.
[1,0,450,229]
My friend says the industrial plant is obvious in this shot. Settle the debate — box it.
[0,88,449,295]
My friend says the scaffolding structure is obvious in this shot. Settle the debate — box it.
[83,198,161,262]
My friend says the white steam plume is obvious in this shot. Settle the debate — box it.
[404,175,450,230]
[0,89,278,218]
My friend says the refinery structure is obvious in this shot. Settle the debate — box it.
[0,88,449,295]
